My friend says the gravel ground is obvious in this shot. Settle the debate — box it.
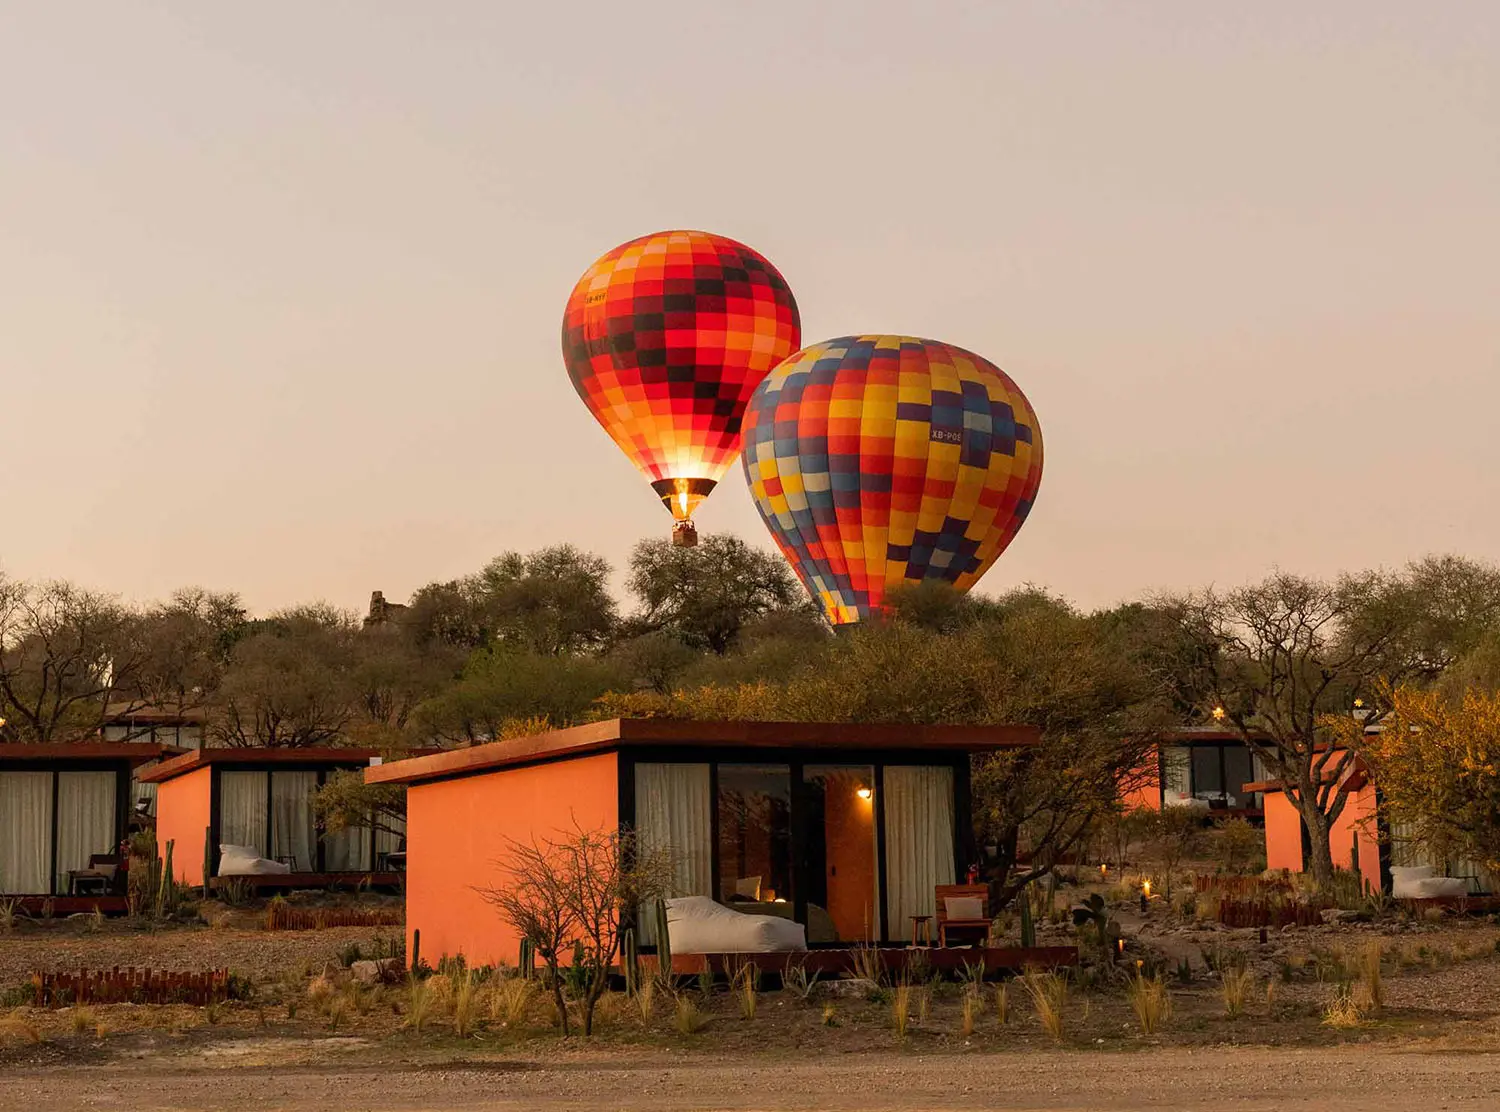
[5,1046,1500,1110]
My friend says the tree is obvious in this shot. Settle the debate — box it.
[405,546,617,656]
[132,588,248,720]
[480,822,672,1036]
[313,769,408,842]
[1354,682,1500,876]
[206,605,360,747]
[412,648,622,746]
[626,534,803,654]
[345,624,460,747]
[0,577,153,742]
[1156,559,1500,887]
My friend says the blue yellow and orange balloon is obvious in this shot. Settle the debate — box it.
[562,230,801,544]
[741,335,1043,624]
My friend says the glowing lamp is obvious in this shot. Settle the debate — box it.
[856,787,873,801]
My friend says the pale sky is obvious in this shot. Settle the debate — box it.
[2,2,1496,616]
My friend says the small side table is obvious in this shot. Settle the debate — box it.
[909,914,934,947]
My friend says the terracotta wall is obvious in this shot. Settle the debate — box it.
[1120,744,1163,811]
[155,766,212,887]
[1262,784,1381,891]
[404,753,618,969]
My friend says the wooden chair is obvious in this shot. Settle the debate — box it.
[935,883,991,948]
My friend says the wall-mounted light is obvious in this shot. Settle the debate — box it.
[856,787,873,801]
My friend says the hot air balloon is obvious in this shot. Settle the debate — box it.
[562,230,801,546]
[741,335,1043,624]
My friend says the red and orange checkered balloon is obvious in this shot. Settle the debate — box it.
[741,336,1043,625]
[562,231,801,527]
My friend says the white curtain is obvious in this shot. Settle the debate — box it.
[374,813,405,864]
[883,765,955,942]
[635,762,712,944]
[55,771,117,896]
[0,771,53,895]
[270,771,318,872]
[219,771,268,859]
[325,823,372,872]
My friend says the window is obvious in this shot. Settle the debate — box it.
[218,767,376,873]
[0,769,121,896]
[0,771,54,894]
[717,764,792,906]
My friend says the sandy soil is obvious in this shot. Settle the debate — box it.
[5,1045,1500,1110]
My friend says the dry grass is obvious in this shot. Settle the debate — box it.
[1022,970,1068,1042]
[1220,968,1254,1018]
[70,1006,98,1036]
[0,1010,40,1045]
[916,985,931,1024]
[452,972,478,1038]
[307,973,337,1015]
[1323,986,1363,1029]
[851,942,885,986]
[821,1002,839,1027]
[0,899,19,932]
[1126,973,1171,1035]
[491,976,537,1027]
[891,982,912,1039]
[1356,940,1385,1014]
[959,990,978,1037]
[674,993,711,1035]
[994,983,1010,1026]
[405,979,435,1033]
[733,963,761,1020]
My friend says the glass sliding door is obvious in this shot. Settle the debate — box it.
[270,771,319,872]
[219,771,269,856]
[883,765,955,942]
[55,771,117,896]
[717,764,792,909]
[803,765,879,943]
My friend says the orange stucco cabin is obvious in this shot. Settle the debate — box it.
[1124,729,1270,817]
[1251,765,1383,893]
[141,747,402,889]
[367,718,1039,970]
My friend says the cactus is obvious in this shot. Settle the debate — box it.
[154,840,176,919]
[1019,885,1036,949]
[652,899,672,979]
[411,928,421,975]
[623,927,639,995]
[519,937,534,980]
[203,825,213,896]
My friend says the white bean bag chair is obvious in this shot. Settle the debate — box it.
[218,844,292,877]
[1390,865,1468,899]
[665,896,807,954]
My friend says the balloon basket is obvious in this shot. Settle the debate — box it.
[672,521,699,548]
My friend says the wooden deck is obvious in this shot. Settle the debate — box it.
[208,871,402,893]
[645,945,1078,978]
[6,895,130,916]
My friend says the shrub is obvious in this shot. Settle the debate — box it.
[674,993,711,1035]
[1220,968,1254,1018]
[993,983,1009,1026]
[405,978,434,1032]
[1323,985,1362,1029]
[959,990,977,1038]
[890,982,912,1039]
[453,972,478,1038]
[1355,941,1385,1014]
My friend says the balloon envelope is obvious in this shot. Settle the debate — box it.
[562,230,801,524]
[741,335,1043,624]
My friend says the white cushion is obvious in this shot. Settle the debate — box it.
[664,895,807,954]
[1404,876,1469,899]
[945,896,985,919]
[1390,865,1435,883]
[218,844,292,877]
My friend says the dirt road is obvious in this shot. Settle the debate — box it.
[4,1046,1500,1111]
